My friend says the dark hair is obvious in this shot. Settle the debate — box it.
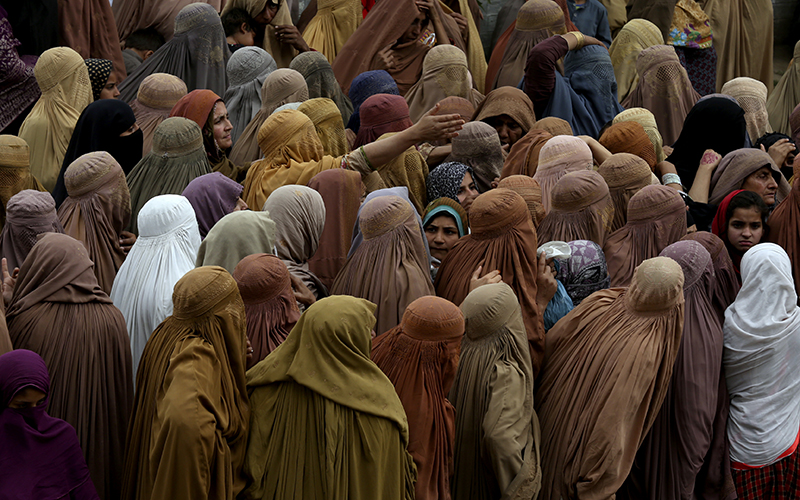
[221,8,255,37]
[124,28,165,52]
[726,190,770,239]
[754,132,799,156]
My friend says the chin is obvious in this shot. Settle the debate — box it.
[219,140,233,150]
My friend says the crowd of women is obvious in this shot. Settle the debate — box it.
[1,0,800,498]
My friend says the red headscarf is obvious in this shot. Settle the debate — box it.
[711,189,745,273]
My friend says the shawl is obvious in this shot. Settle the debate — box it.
[302,0,362,63]
[196,210,276,274]
[723,243,800,466]
[436,95,475,121]
[307,168,363,290]
[613,107,666,163]
[708,148,789,205]
[229,68,309,165]
[0,349,98,500]
[426,161,474,204]
[241,295,415,500]
[621,44,700,147]
[721,77,773,144]
[7,232,132,500]
[537,170,613,246]
[435,189,546,376]
[532,135,593,213]
[449,282,541,500]
[0,135,46,231]
[440,0,487,95]
[767,40,800,135]
[371,296,464,500]
[331,195,434,334]
[117,3,229,103]
[346,69,400,133]
[126,117,212,234]
[298,97,349,156]
[599,121,657,170]
[769,167,800,300]
[233,253,300,368]
[261,185,328,299]
[0,11,40,133]
[423,197,469,237]
[444,121,504,192]
[554,239,610,305]
[681,231,740,321]
[353,94,413,149]
[598,152,653,232]
[109,195,201,380]
[500,128,553,178]
[85,58,113,101]
[58,152,131,295]
[536,256,685,500]
[113,0,223,42]
[181,172,244,239]
[221,0,297,69]
[224,46,277,144]
[604,185,687,286]
[608,19,664,102]
[0,189,63,273]
[58,0,126,84]
[18,47,92,192]
[120,266,250,500]
[290,51,353,124]
[496,175,546,227]
[473,86,536,136]
[710,190,746,274]
[129,73,188,156]
[373,133,429,214]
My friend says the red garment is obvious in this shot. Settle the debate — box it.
[732,444,800,500]
[710,189,745,274]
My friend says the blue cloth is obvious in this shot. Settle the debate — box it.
[543,279,574,331]
[566,0,612,48]
[346,70,400,133]
[422,205,465,237]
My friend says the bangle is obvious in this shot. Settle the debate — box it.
[661,173,682,186]
[569,31,585,49]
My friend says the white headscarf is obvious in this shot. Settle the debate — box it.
[223,46,277,144]
[724,242,800,467]
[110,195,202,379]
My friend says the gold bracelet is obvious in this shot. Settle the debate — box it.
[570,31,585,49]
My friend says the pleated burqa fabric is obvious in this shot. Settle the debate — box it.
[721,77,773,144]
[7,232,133,500]
[241,295,416,500]
[496,175,546,228]
[129,73,188,156]
[298,97,349,157]
[449,283,541,500]
[681,231,740,321]
[224,46,277,144]
[597,153,653,233]
[302,0,362,63]
[0,190,63,272]
[535,257,685,500]
[767,40,800,135]
[290,51,354,125]
[196,210,276,274]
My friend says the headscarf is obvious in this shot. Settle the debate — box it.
[110,195,201,379]
[196,210,276,273]
[449,282,541,500]
[537,169,613,246]
[497,175,546,227]
[500,128,553,178]
[681,231,740,321]
[7,232,132,500]
[723,243,800,467]
[0,190,63,272]
[708,148,789,206]
[58,152,131,294]
[229,68,309,165]
[722,77,773,144]
[445,121,504,192]
[0,9,40,133]
[129,73,188,156]
[604,185,687,287]
[0,349,97,500]
[598,152,653,232]
[117,3,229,103]
[181,172,244,239]
[613,107,666,163]
[532,116,572,136]
[18,47,92,192]
[423,197,468,237]
[346,69,399,132]
[599,121,658,170]
[52,99,142,206]
[353,93,413,148]
[241,295,415,500]
[710,189,746,273]
[372,295,464,500]
[536,257,685,500]
[555,239,610,305]
[435,189,545,375]
[426,161,474,204]
[0,136,46,231]
[121,266,249,500]
[224,46,277,144]
[532,135,593,213]
[608,19,664,102]
[297,97,349,156]
[767,40,800,135]
[84,58,113,101]
[372,132,429,213]
[233,253,300,368]
[126,117,212,234]
[290,51,353,124]
[473,86,536,134]
[405,45,484,123]
[302,0,362,63]
[331,195,434,334]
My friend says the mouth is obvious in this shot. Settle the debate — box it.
[738,241,753,247]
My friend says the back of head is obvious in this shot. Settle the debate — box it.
[516,0,566,33]
[124,28,165,52]
[402,296,464,341]
[460,282,521,340]
[136,73,188,110]
[256,109,322,163]
[151,117,204,158]
[137,194,199,240]
[6,190,57,223]
[197,210,276,273]
[261,69,309,110]
[626,256,685,313]
[469,188,529,238]
[437,96,475,122]
[599,122,657,169]
[64,152,123,198]
[451,121,504,158]
[0,135,30,170]
[171,265,240,320]
[227,46,276,88]
[359,195,415,240]
[598,153,652,189]
[556,240,610,305]
[181,172,243,238]
[627,185,685,223]
[612,107,665,163]
[497,175,546,226]
[233,253,292,306]
[220,8,254,37]
[360,94,411,129]
[659,240,712,292]
[537,135,593,172]
[550,170,609,212]
[533,117,572,136]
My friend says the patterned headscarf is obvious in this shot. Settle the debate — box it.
[556,239,610,305]
[85,58,113,101]
[426,162,473,203]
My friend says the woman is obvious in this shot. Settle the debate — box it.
[682,231,740,320]
[445,121,504,193]
[110,195,201,379]
[599,122,657,171]
[372,296,464,500]
[0,190,63,272]
[555,239,610,306]
[302,0,362,63]
[0,5,40,136]
[667,0,717,96]
[497,175,546,227]
[769,165,800,299]
[604,185,686,286]
[196,210,276,274]
[181,172,247,239]
[232,253,300,368]
[711,190,768,276]
[0,349,99,500]
[372,137,429,213]
[18,47,92,191]
[224,46,277,144]
[722,77,772,146]
[536,257,685,500]
[708,148,789,206]
[423,197,468,278]
[613,107,666,163]
[117,3,229,102]
[608,19,664,102]
[129,73,188,156]
[121,266,249,500]
[426,161,480,213]
[597,152,653,232]
[723,243,800,497]
[331,195,434,334]
[532,135,593,213]
[84,58,119,101]
[298,97,349,156]
[0,136,46,231]
[58,152,132,294]
[500,129,554,178]
[241,295,416,499]
[7,232,133,500]
[449,282,541,500]
[346,69,400,134]
[767,40,800,136]
[473,87,536,148]
[353,94,413,149]
[290,51,353,124]
[537,170,613,246]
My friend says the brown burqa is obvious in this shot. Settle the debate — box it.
[598,122,658,171]
[768,172,800,303]
[681,231,740,321]
[597,153,653,232]
[0,190,64,272]
[500,129,553,178]
[60,0,127,83]
[536,170,613,246]
[0,135,47,232]
[497,175,546,228]
[7,232,133,500]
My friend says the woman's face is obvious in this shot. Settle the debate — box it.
[425,214,461,262]
[233,197,248,211]
[727,206,763,253]
[212,102,234,150]
[8,387,46,409]
[253,1,280,25]
[484,114,523,147]
[741,166,778,206]
[99,74,120,100]
[457,171,479,212]
[399,11,428,44]
[120,122,140,137]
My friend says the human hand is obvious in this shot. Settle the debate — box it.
[2,258,17,308]
[290,273,316,306]
[415,0,435,14]
[698,149,722,171]
[490,176,500,189]
[762,138,796,168]
[583,35,607,50]
[410,103,464,143]
[119,231,137,254]
[375,47,397,71]
[275,25,310,52]
[469,264,502,292]
[536,253,557,311]
[449,11,469,40]
[245,337,254,361]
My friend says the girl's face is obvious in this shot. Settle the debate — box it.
[727,207,764,253]
[457,171,479,212]
[8,387,46,409]
[425,214,460,262]
[99,74,120,100]
[212,102,234,150]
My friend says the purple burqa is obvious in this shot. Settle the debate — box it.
[181,172,243,239]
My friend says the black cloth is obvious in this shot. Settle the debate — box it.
[0,0,58,56]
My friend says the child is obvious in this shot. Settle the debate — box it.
[566,0,612,48]
[122,28,165,75]
[222,8,257,53]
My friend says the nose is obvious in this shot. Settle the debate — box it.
[767,176,778,189]
[742,226,752,238]
[497,124,509,142]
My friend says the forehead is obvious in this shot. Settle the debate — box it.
[429,213,458,227]
[729,206,763,221]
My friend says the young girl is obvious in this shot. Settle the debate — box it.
[712,189,769,278]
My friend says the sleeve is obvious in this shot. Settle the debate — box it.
[523,35,570,114]
[596,5,613,48]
